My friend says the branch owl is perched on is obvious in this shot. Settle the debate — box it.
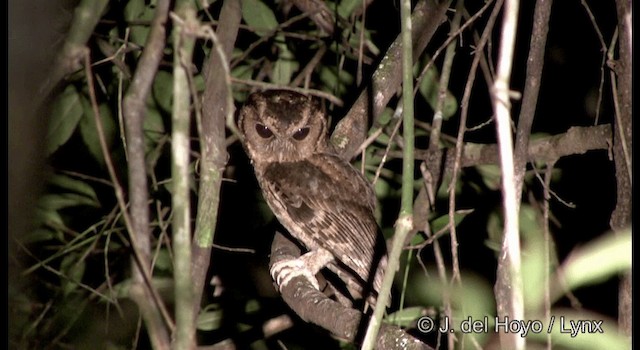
[238,90,388,310]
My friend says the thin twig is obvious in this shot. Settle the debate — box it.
[361,0,416,346]
[579,0,607,125]
[492,0,524,348]
[83,52,175,337]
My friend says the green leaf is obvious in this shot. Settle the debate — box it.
[384,306,425,327]
[271,40,298,85]
[38,193,100,210]
[319,65,354,96]
[415,58,458,119]
[144,105,167,148]
[152,70,174,113]
[79,101,115,166]
[46,85,84,155]
[23,228,58,244]
[241,0,278,36]
[124,0,156,47]
[475,164,502,191]
[552,228,631,300]
[153,249,173,273]
[518,205,547,311]
[430,210,472,234]
[245,299,261,314]
[337,0,361,18]
[48,173,100,204]
[60,254,86,296]
[526,309,630,350]
[196,308,224,331]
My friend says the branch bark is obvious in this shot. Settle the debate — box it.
[270,232,433,349]
[121,0,173,346]
[330,0,450,160]
[192,0,242,316]
[513,0,553,204]
[612,0,632,338]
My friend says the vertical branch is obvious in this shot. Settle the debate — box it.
[120,0,174,346]
[171,4,198,349]
[513,0,553,203]
[612,0,632,338]
[85,54,171,349]
[542,162,554,349]
[428,2,463,349]
[361,0,415,347]
[491,0,524,349]
[192,0,242,315]
[452,3,503,349]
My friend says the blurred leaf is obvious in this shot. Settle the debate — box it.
[373,176,391,200]
[415,58,458,119]
[143,105,166,148]
[475,164,502,191]
[60,254,86,296]
[197,308,224,331]
[46,85,84,155]
[410,210,472,245]
[245,299,261,314]
[194,73,205,92]
[110,277,174,300]
[430,210,473,234]
[552,228,631,301]
[435,173,462,200]
[319,66,353,96]
[525,309,630,350]
[24,228,58,244]
[48,174,99,202]
[152,70,174,113]
[153,249,173,273]
[376,107,395,127]
[337,0,361,18]
[241,0,278,36]
[272,41,297,85]
[38,193,100,210]
[79,101,115,166]
[407,271,495,348]
[124,0,156,47]
[485,210,502,252]
[35,199,66,224]
[518,205,547,311]
[384,306,425,327]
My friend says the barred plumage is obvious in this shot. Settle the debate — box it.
[238,90,388,308]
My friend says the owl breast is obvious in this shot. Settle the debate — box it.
[255,152,386,294]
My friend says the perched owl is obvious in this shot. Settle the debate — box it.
[238,89,388,309]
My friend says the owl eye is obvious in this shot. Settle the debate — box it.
[292,127,310,141]
[255,124,274,138]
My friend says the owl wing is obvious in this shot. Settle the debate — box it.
[260,153,386,294]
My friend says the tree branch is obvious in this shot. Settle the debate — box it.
[612,0,632,338]
[192,0,242,317]
[513,0,553,204]
[121,0,174,346]
[388,124,612,172]
[330,0,450,160]
[270,232,433,349]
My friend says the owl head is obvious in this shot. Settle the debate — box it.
[238,90,328,165]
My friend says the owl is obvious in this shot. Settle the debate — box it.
[238,89,388,309]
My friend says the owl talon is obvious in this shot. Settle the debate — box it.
[270,259,320,290]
